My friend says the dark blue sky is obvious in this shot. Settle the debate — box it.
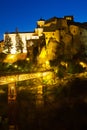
[0,0,87,40]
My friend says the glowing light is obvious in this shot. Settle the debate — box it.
[11,86,15,90]
[3,53,27,63]
[61,61,68,68]
[54,67,58,73]
[42,72,48,76]
[36,72,42,78]
[10,78,15,82]
[79,62,87,68]
[26,58,30,61]
[4,54,17,63]
[14,65,18,68]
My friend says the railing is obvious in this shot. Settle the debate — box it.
[0,70,54,85]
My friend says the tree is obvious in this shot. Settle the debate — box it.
[57,64,66,79]
[15,29,24,53]
[4,32,12,53]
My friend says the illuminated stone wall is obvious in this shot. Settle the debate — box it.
[79,28,87,54]
[35,28,43,36]
[43,30,60,45]
[69,25,87,54]
[69,25,80,35]
[3,16,69,54]
[3,16,87,55]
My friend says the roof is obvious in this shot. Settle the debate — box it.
[5,31,34,34]
[38,18,45,21]
[45,17,58,24]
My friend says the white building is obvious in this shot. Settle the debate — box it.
[4,32,40,54]
[4,19,45,54]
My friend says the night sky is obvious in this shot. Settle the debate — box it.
[0,0,87,40]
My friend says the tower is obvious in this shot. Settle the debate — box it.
[37,18,45,28]
[35,18,45,36]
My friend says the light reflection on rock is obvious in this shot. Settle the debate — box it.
[0,89,5,94]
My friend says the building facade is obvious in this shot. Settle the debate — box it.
[3,16,87,54]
